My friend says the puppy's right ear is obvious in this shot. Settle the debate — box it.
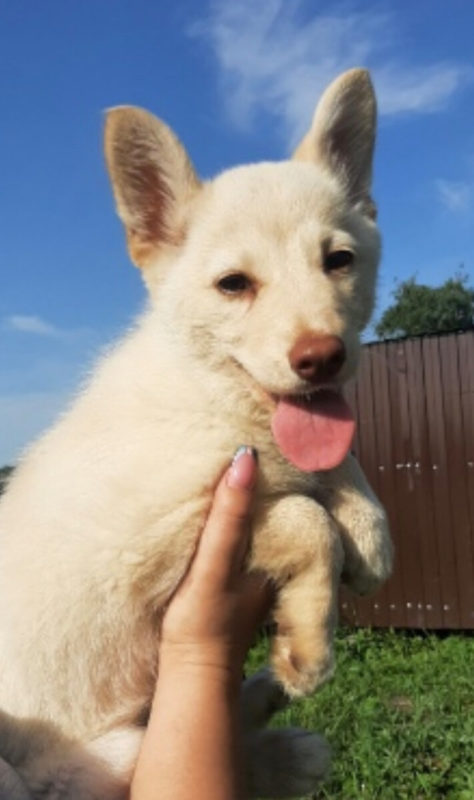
[104,107,200,268]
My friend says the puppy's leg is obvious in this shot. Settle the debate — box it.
[251,495,343,696]
[0,710,130,800]
[241,669,330,798]
[317,454,393,595]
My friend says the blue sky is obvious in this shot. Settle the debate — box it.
[1,0,473,465]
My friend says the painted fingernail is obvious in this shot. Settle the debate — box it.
[227,445,258,489]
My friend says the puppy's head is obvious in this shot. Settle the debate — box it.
[105,69,380,470]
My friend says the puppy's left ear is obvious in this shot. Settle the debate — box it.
[293,69,376,215]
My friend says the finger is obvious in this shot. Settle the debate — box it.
[192,446,258,587]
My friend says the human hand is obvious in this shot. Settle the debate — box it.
[160,446,273,682]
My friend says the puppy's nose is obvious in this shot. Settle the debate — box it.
[289,333,346,383]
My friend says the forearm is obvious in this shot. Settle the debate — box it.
[130,448,261,800]
[130,653,244,800]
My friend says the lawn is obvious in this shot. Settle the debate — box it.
[247,628,474,799]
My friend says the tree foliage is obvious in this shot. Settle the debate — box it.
[0,465,13,495]
[375,273,474,339]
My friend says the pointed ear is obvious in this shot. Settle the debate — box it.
[104,107,201,268]
[293,69,376,214]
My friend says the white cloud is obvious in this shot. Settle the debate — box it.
[5,314,61,337]
[375,65,469,114]
[435,179,471,212]
[3,314,97,343]
[191,0,471,145]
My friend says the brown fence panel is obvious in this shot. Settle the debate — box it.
[340,330,474,629]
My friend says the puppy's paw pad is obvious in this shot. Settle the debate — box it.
[272,639,334,697]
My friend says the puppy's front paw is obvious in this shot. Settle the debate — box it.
[342,509,393,596]
[245,728,330,799]
[271,632,334,697]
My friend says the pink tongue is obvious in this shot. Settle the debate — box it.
[271,390,355,472]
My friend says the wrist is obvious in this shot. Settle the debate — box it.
[158,642,244,690]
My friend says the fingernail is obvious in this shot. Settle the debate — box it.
[227,445,258,489]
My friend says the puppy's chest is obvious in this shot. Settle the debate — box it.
[259,455,320,500]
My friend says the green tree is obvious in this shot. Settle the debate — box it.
[375,273,474,339]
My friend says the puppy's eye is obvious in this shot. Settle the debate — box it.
[216,273,252,295]
[324,250,354,273]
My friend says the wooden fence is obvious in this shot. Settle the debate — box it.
[340,330,474,629]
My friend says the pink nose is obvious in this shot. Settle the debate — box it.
[289,333,346,383]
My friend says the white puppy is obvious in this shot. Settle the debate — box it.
[0,69,392,798]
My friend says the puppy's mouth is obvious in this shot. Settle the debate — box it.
[230,359,354,472]
[270,388,355,472]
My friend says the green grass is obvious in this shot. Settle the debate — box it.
[247,628,474,799]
